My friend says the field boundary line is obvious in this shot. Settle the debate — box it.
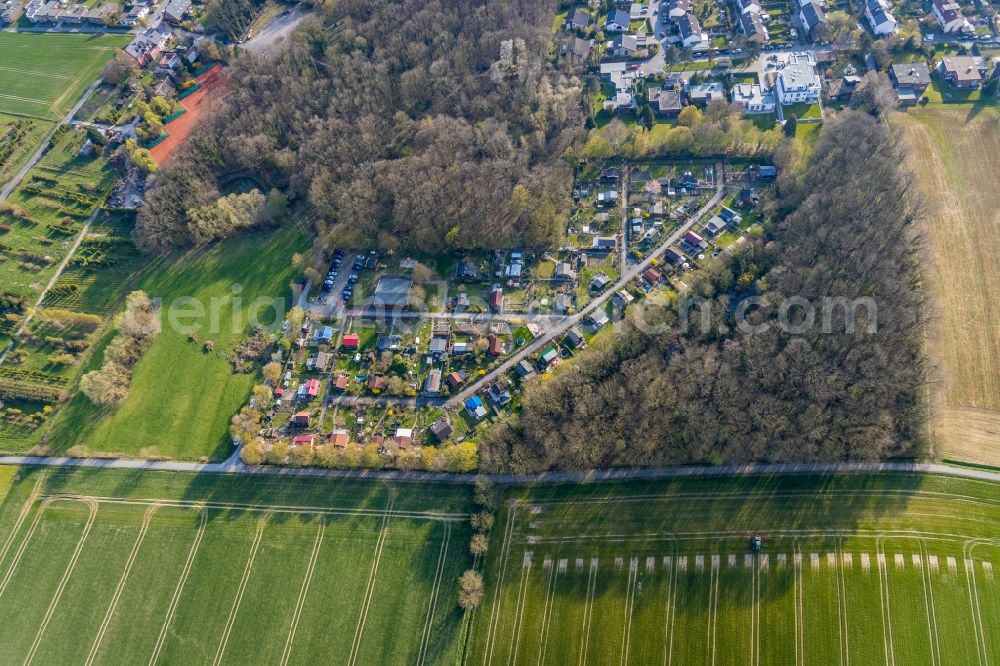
[23,497,98,666]
[536,557,558,666]
[347,500,393,666]
[794,545,803,666]
[751,553,759,666]
[148,505,208,666]
[917,540,941,666]
[876,538,896,666]
[708,554,719,666]
[37,492,466,522]
[0,497,52,601]
[0,471,45,572]
[418,522,451,666]
[483,502,518,666]
[0,65,73,80]
[279,515,325,666]
[836,541,850,666]
[664,552,677,666]
[50,47,102,115]
[86,502,162,666]
[212,512,269,666]
[505,550,531,666]
[964,540,991,666]
[621,557,638,666]
[578,558,597,666]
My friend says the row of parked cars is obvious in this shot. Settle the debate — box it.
[320,249,379,302]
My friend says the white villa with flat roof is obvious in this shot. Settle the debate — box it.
[775,53,821,104]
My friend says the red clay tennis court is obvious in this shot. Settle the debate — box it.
[150,64,226,164]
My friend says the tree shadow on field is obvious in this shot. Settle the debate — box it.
[527,471,929,613]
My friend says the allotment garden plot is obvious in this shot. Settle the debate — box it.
[0,468,472,666]
[469,473,1000,665]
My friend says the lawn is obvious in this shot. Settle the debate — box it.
[43,226,310,460]
[468,472,1000,665]
[782,102,822,120]
[0,33,130,120]
[897,107,1000,466]
[0,466,473,666]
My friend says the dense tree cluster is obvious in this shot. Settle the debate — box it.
[136,0,583,254]
[80,292,161,406]
[481,112,926,472]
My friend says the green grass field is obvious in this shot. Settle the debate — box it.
[43,226,310,460]
[0,33,129,121]
[0,467,473,665]
[468,473,1000,665]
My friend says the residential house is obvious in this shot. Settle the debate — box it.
[684,230,709,251]
[566,7,590,31]
[540,346,560,366]
[642,267,663,285]
[736,0,762,13]
[611,33,639,57]
[515,360,535,378]
[452,341,473,354]
[367,374,386,392]
[341,333,360,349]
[605,8,630,31]
[931,0,971,33]
[665,247,687,266]
[739,187,759,207]
[719,206,742,225]
[592,237,618,252]
[799,0,827,36]
[826,74,861,101]
[775,53,821,104]
[629,2,646,19]
[394,428,414,449]
[938,56,985,88]
[647,86,683,117]
[554,262,577,281]
[429,417,453,443]
[293,434,315,447]
[664,0,691,18]
[424,369,442,395]
[677,12,705,48]
[487,333,503,357]
[864,0,897,36]
[1,2,23,24]
[120,2,149,26]
[587,309,610,330]
[554,292,574,313]
[889,63,931,103]
[566,327,586,349]
[731,83,776,114]
[597,189,619,205]
[705,216,728,235]
[332,374,349,391]
[315,325,334,344]
[124,28,171,66]
[488,286,504,312]
[612,289,635,310]
[376,335,402,352]
[570,37,593,61]
[465,395,488,420]
[486,381,513,407]
[162,0,190,23]
[739,10,769,43]
[292,411,311,427]
[686,81,726,106]
[330,429,350,447]
[303,379,321,399]
[590,273,612,291]
[602,167,622,182]
[446,371,465,390]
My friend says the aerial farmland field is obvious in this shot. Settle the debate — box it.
[0,33,129,121]
[468,472,1000,665]
[0,467,473,666]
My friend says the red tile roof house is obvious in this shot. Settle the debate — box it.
[304,379,321,398]
[332,374,349,391]
[488,334,503,357]
[292,434,315,446]
[330,429,349,447]
[342,333,360,349]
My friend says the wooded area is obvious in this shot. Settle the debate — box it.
[136,0,583,254]
[481,112,926,472]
